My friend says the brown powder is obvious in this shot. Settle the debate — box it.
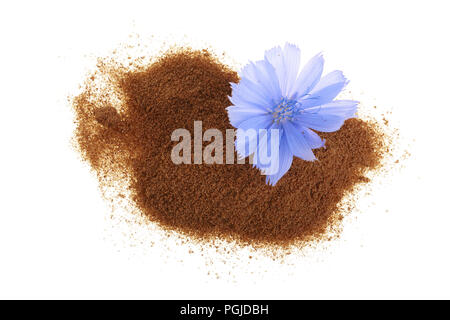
[72,48,386,247]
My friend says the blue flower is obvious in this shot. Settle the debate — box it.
[227,43,358,185]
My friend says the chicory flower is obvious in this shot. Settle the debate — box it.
[227,43,358,185]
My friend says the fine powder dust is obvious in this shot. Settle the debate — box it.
[72,47,387,247]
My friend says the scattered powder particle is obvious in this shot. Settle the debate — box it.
[71,47,387,248]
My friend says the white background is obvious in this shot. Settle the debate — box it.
[1,0,449,299]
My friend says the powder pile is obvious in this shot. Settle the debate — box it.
[72,48,386,246]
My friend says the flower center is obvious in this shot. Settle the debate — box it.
[272,98,302,123]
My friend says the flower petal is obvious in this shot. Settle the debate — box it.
[235,119,274,159]
[291,53,324,100]
[237,114,273,132]
[240,60,282,102]
[304,99,359,117]
[227,105,268,127]
[300,70,348,108]
[264,43,301,97]
[296,100,358,132]
[251,123,278,170]
[231,78,272,107]
[282,120,316,161]
[281,43,301,96]
[264,46,285,92]
[302,127,326,149]
[265,136,293,186]
[239,62,259,83]
[228,92,270,113]
[290,122,326,149]
[235,128,258,158]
